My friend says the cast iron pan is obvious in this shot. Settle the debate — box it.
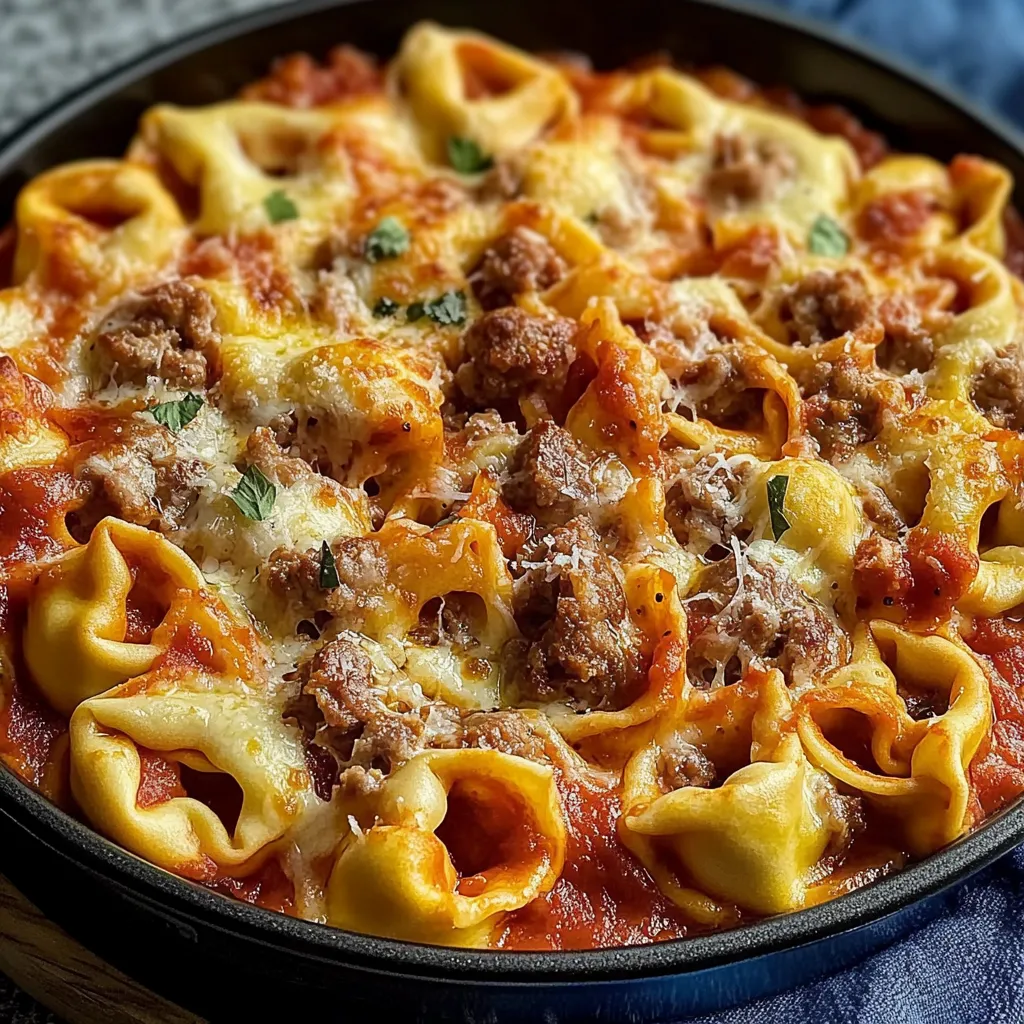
[1,2,1023,1020]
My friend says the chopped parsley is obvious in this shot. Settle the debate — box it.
[263,189,299,223]
[808,214,849,257]
[230,465,276,521]
[423,290,467,326]
[405,291,467,325]
[373,296,400,318]
[447,136,493,174]
[766,474,792,542]
[364,216,410,263]
[319,540,340,589]
[150,392,203,433]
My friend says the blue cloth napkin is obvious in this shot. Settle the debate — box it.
[694,848,1024,1022]
[696,2,1024,1021]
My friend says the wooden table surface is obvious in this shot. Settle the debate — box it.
[0,876,202,1024]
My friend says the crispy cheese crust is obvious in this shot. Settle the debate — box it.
[1,22,1023,950]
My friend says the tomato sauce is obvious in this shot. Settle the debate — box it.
[715,225,782,281]
[458,474,533,557]
[436,779,546,897]
[857,190,935,247]
[135,746,187,808]
[0,466,82,570]
[209,857,295,915]
[50,403,148,447]
[0,601,67,797]
[240,45,383,107]
[497,775,694,950]
[854,531,979,624]
[154,591,263,680]
[966,617,1024,815]
[904,532,979,623]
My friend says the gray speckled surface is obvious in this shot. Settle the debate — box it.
[0,0,284,140]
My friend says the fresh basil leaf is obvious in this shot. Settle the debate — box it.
[766,474,792,542]
[230,465,276,521]
[373,296,400,318]
[406,301,425,323]
[364,216,410,263]
[263,189,299,224]
[150,393,203,433]
[424,290,467,326]
[319,540,340,589]
[447,136,493,174]
[808,214,849,257]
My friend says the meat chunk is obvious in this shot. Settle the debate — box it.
[70,421,205,536]
[461,710,553,763]
[686,550,848,689]
[896,679,949,721]
[264,537,387,629]
[706,133,796,206]
[502,420,630,528]
[665,452,753,556]
[241,45,382,107]
[801,356,908,462]
[283,640,565,796]
[852,534,912,604]
[659,738,717,791]
[407,593,483,652]
[472,226,567,310]
[506,517,649,711]
[973,348,1024,431]
[779,270,873,347]
[243,426,312,487]
[93,280,220,389]
[859,485,907,541]
[875,295,935,374]
[283,637,463,774]
[456,307,577,410]
[670,347,764,429]
[477,158,525,202]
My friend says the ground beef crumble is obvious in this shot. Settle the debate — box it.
[92,279,220,390]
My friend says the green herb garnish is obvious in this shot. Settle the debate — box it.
[263,189,299,224]
[364,216,410,263]
[150,393,203,433]
[447,136,493,174]
[423,290,467,326]
[766,474,792,542]
[319,540,340,589]
[406,301,425,323]
[808,214,849,257]
[230,465,276,521]
[373,297,400,318]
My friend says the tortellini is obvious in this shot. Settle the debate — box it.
[24,519,205,716]
[70,678,313,876]
[326,749,566,944]
[621,671,844,918]
[796,623,990,855]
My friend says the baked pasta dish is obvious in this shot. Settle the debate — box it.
[2,22,1024,951]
